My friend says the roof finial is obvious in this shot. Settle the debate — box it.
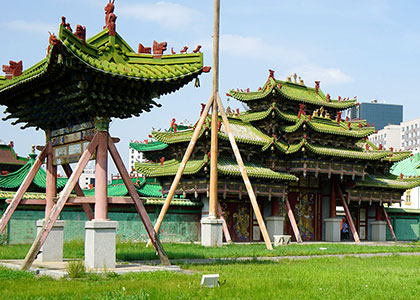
[268,69,275,79]
[315,81,320,93]
[104,0,117,36]
[293,73,297,83]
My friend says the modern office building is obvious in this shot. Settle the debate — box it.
[349,100,403,131]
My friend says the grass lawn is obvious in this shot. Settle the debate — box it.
[1,255,420,299]
[1,240,419,261]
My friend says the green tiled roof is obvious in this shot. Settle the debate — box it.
[305,143,390,160]
[390,153,420,177]
[129,141,168,152]
[135,154,297,181]
[0,22,206,130]
[0,153,67,191]
[229,78,357,109]
[354,175,420,190]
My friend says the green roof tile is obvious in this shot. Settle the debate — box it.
[129,141,168,152]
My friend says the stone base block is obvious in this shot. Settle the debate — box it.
[324,218,342,242]
[85,220,118,269]
[201,217,223,247]
[372,220,387,241]
[266,216,285,241]
[35,219,65,262]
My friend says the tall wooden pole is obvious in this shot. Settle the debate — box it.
[45,143,57,217]
[209,0,220,218]
[216,94,273,249]
[95,131,108,220]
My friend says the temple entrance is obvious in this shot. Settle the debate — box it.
[221,199,263,242]
[285,192,322,241]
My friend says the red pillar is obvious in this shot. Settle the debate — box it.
[330,178,336,218]
[94,131,108,220]
[376,203,383,221]
[45,145,57,217]
[271,198,279,216]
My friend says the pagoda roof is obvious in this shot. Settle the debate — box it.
[229,77,357,109]
[0,21,207,130]
[135,154,297,181]
[129,141,168,152]
[353,174,420,190]
[0,153,67,191]
[0,144,28,167]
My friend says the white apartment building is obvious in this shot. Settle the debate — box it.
[79,168,95,189]
[400,118,420,151]
[369,124,401,150]
[129,147,145,174]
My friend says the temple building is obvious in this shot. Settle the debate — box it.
[134,71,420,242]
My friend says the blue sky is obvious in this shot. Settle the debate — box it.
[1,0,420,171]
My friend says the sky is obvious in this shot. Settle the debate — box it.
[1,0,420,173]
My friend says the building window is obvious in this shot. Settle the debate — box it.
[405,189,412,205]
[403,127,405,132]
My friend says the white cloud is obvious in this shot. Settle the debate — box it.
[288,64,353,86]
[118,1,199,29]
[0,20,56,35]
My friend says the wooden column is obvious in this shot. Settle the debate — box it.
[382,205,397,242]
[285,198,303,243]
[330,178,336,218]
[272,198,279,216]
[94,131,108,220]
[45,144,57,217]
[376,203,383,221]
[336,182,360,242]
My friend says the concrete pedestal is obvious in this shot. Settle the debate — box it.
[266,216,285,241]
[324,218,341,242]
[35,219,65,262]
[372,220,387,241]
[85,220,118,269]
[201,217,223,247]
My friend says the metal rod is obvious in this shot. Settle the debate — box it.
[382,205,397,242]
[107,135,170,266]
[21,134,99,270]
[285,198,303,243]
[0,144,49,235]
[215,93,273,250]
[336,182,360,242]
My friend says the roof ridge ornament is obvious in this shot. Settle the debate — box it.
[104,0,117,36]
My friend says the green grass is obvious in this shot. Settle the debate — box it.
[1,241,420,261]
[0,255,420,299]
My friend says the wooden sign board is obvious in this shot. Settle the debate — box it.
[49,121,97,165]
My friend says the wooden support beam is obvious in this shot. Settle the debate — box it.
[285,198,302,243]
[62,164,94,220]
[21,134,99,270]
[382,205,397,242]
[216,94,273,250]
[107,135,170,266]
[0,144,49,235]
[336,182,360,242]
[217,202,232,243]
[148,94,214,245]
[209,95,218,217]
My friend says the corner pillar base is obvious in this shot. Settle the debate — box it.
[201,217,223,247]
[35,219,65,262]
[85,220,118,269]
[372,220,387,241]
[324,218,342,242]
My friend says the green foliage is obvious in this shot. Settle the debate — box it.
[66,260,86,279]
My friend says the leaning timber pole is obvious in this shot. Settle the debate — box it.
[209,0,220,218]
